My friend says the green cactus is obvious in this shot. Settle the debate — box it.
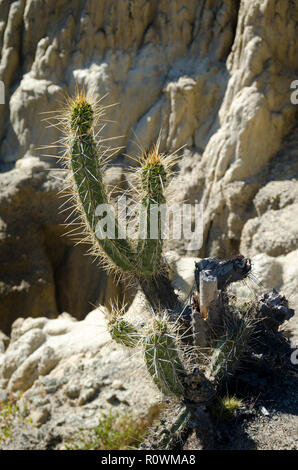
[55,90,262,449]
[156,404,191,450]
[210,309,253,383]
[143,320,186,397]
[109,319,141,348]
[64,91,168,278]
[137,146,167,276]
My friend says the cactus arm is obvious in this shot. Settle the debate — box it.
[137,149,167,277]
[108,319,141,348]
[143,322,186,397]
[68,98,136,273]
[210,310,252,383]
[158,405,191,450]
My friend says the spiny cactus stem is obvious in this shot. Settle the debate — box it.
[70,135,136,272]
[144,324,186,397]
[210,311,252,383]
[158,405,191,449]
[137,159,167,277]
[108,319,141,348]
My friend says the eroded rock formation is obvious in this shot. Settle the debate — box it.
[0,0,297,328]
[0,308,161,449]
[0,157,123,334]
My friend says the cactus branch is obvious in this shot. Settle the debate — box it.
[67,93,140,274]
[143,320,186,397]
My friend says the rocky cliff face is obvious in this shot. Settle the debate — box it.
[0,2,297,450]
[0,0,297,328]
[0,157,125,334]
[0,0,239,167]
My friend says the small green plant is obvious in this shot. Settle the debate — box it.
[0,402,18,442]
[0,400,33,444]
[65,410,149,450]
[221,396,243,413]
[109,319,141,348]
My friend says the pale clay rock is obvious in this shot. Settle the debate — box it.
[0,0,297,261]
[253,181,298,217]
[0,0,238,165]
[30,406,50,427]
[240,204,298,258]
[0,0,297,335]
[0,0,297,450]
[1,328,46,382]
[0,307,162,442]
[8,345,59,393]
